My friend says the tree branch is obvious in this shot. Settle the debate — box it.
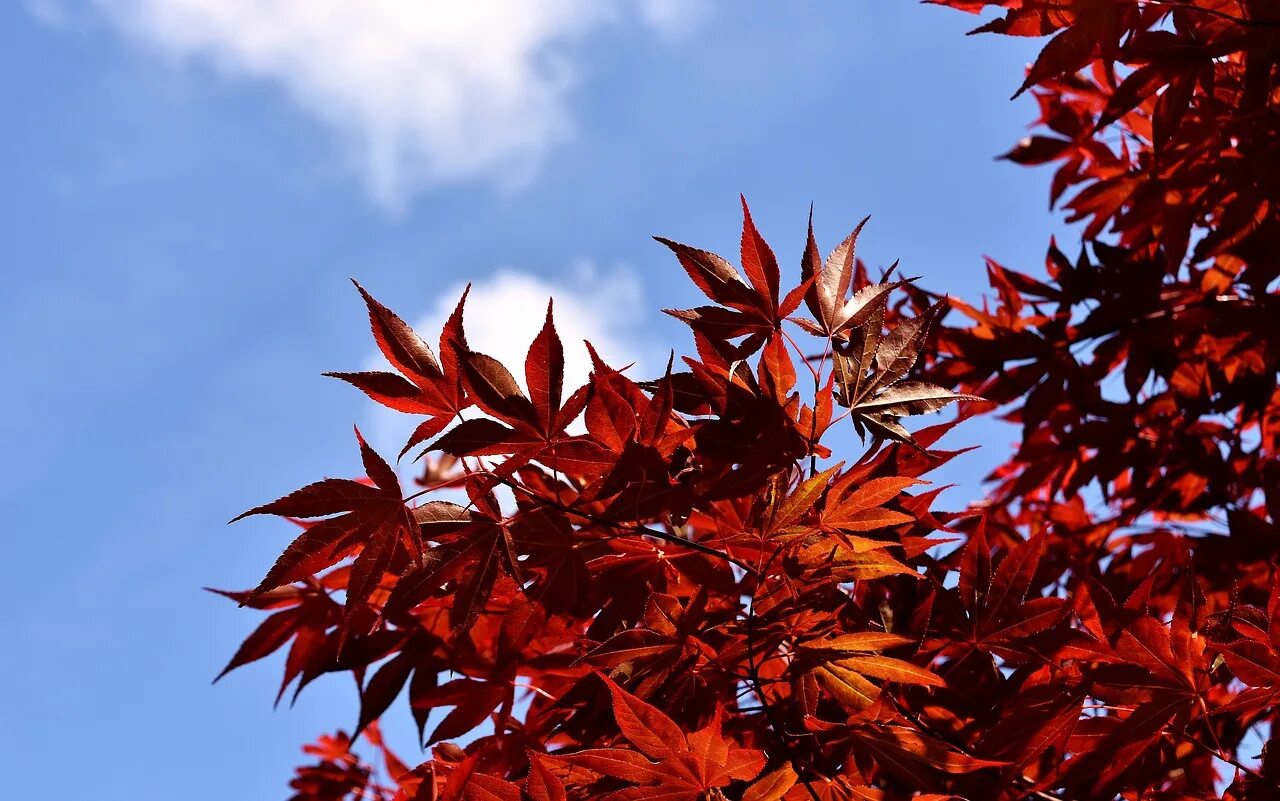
[481,470,759,577]
[744,544,825,801]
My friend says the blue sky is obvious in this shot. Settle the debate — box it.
[2,3,1053,798]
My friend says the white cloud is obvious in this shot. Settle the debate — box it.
[360,264,658,461]
[90,0,711,210]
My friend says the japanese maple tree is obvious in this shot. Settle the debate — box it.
[216,2,1280,799]
[912,1,1280,797]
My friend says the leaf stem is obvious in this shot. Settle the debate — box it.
[1182,730,1275,789]
[744,544,825,801]
[480,470,759,577]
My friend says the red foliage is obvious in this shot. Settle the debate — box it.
[915,0,1280,796]
[217,3,1280,798]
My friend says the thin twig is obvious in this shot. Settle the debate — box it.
[481,470,759,577]
[1183,730,1275,788]
[744,544,825,801]
[885,693,1078,801]
[1035,0,1275,28]
[1133,0,1273,28]
[780,328,828,480]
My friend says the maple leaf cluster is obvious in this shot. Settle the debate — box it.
[909,0,1280,796]
[215,3,1280,798]
[221,197,994,799]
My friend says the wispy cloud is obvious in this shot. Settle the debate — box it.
[90,0,711,210]
[635,0,715,38]
[25,0,72,28]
